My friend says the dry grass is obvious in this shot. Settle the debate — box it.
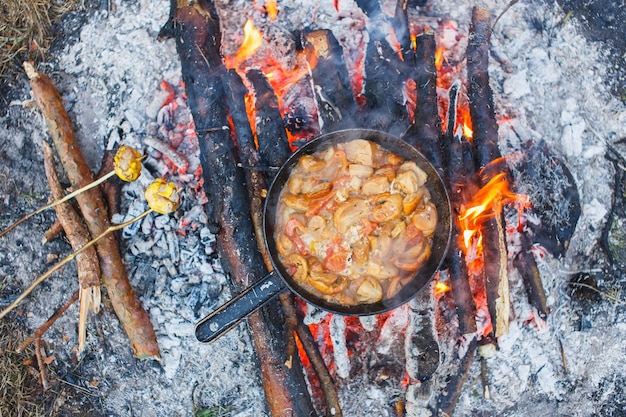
[0,317,46,417]
[0,0,81,78]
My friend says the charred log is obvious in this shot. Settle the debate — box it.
[301,29,357,132]
[514,233,548,319]
[442,83,477,335]
[246,68,292,167]
[404,30,444,176]
[467,7,502,178]
[467,7,511,339]
[161,3,315,416]
[358,4,411,137]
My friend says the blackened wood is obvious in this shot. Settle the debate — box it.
[247,68,292,168]
[514,233,548,319]
[467,7,501,179]
[404,30,444,175]
[226,68,342,417]
[354,0,383,18]
[433,336,478,416]
[361,27,411,136]
[162,4,315,416]
[301,29,357,132]
[392,0,412,59]
[442,83,477,335]
[467,7,511,339]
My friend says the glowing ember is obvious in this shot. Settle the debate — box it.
[435,280,451,295]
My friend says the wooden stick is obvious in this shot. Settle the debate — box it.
[24,62,159,359]
[43,142,101,356]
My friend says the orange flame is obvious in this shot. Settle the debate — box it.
[435,280,451,295]
[434,46,445,72]
[265,0,278,20]
[225,20,263,69]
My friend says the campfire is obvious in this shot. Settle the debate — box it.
[156,0,582,415]
[1,0,625,415]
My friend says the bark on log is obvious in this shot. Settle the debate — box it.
[42,142,101,355]
[301,29,357,132]
[24,62,159,359]
[442,83,477,336]
[404,30,444,176]
[161,4,315,416]
[246,69,292,167]
[466,7,510,339]
[514,232,548,319]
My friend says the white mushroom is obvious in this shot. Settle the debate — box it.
[342,139,374,166]
[333,198,370,234]
[371,192,404,223]
[356,277,383,303]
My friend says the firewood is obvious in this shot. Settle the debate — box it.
[301,29,358,132]
[442,83,477,335]
[23,62,160,359]
[42,141,101,355]
[513,233,548,319]
[246,68,291,166]
[466,7,511,339]
[161,3,316,415]
[405,29,444,176]
[228,66,344,416]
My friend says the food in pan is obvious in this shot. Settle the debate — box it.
[273,138,438,306]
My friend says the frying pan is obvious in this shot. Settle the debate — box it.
[195,129,451,343]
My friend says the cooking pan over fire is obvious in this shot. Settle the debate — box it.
[196,129,451,343]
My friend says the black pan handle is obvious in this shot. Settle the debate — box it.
[195,272,286,343]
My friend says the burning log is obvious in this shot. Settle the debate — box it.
[160,3,316,415]
[226,68,343,416]
[405,29,445,176]
[514,233,548,319]
[466,7,510,339]
[301,29,358,132]
[24,62,160,359]
[442,82,477,336]
[246,69,292,164]
[357,1,411,136]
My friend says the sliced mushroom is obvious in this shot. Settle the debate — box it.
[342,139,374,166]
[361,175,391,196]
[411,202,437,236]
[333,198,370,234]
[371,192,403,223]
[297,154,325,172]
[393,236,431,271]
[356,276,383,303]
[349,163,374,178]
[398,161,428,186]
[308,269,348,295]
[402,188,425,215]
[366,261,398,279]
[276,233,295,256]
[282,193,309,211]
[392,169,421,195]
[284,253,309,282]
